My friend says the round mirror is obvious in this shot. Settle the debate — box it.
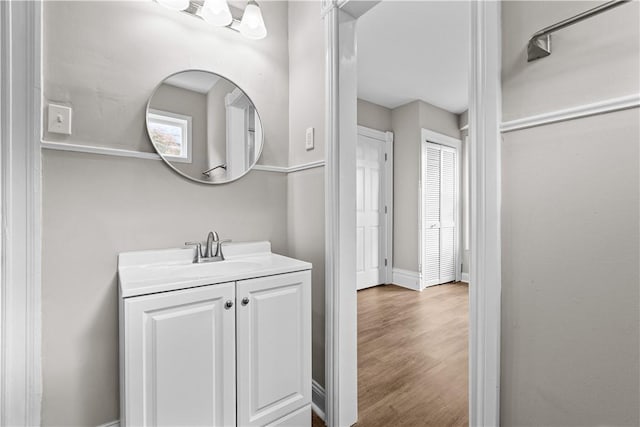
[146,70,264,184]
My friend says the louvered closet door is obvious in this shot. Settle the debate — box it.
[422,142,458,287]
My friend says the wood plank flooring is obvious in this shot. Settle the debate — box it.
[311,282,468,427]
[356,282,468,426]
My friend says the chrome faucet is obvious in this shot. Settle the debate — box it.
[205,231,219,258]
[185,231,230,263]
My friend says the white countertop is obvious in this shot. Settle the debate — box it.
[118,241,311,298]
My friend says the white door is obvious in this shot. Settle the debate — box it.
[356,133,385,290]
[422,141,458,287]
[236,271,311,427]
[122,282,236,427]
[225,88,252,177]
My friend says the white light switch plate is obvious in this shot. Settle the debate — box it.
[305,127,314,150]
[48,104,72,135]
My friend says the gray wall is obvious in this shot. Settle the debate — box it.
[459,109,468,130]
[501,1,640,425]
[42,153,288,425]
[357,98,393,132]
[390,101,421,271]
[41,1,290,425]
[459,110,469,275]
[149,83,208,179]
[289,1,325,167]
[418,101,460,139]
[391,100,461,272]
[460,128,469,275]
[287,0,326,388]
[502,2,639,122]
[43,0,289,167]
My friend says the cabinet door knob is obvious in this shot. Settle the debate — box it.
[224,300,234,309]
[241,297,250,306]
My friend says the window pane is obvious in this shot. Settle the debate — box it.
[149,121,185,158]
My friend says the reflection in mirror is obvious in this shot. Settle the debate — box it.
[146,70,263,184]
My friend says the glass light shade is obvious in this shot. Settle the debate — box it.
[156,0,190,11]
[199,0,232,27]
[239,0,267,40]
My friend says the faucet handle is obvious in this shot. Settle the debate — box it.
[185,242,203,261]
[215,239,232,259]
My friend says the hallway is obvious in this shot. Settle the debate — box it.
[356,283,469,426]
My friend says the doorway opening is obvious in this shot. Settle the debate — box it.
[323,0,502,425]
[338,0,479,426]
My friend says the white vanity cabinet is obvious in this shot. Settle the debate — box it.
[237,272,311,427]
[118,242,312,427]
[122,282,237,427]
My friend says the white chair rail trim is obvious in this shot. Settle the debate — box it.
[501,93,640,133]
[40,140,324,173]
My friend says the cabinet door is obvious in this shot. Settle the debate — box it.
[237,271,311,427]
[123,282,236,427]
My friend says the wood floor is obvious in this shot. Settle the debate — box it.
[312,282,469,427]
[356,282,468,426]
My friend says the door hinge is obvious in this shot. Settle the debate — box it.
[384,205,388,214]
[385,153,388,161]
[384,258,388,266]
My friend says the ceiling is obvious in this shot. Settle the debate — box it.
[165,71,220,94]
[357,1,470,114]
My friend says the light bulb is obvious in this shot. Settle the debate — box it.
[199,0,232,27]
[239,0,267,40]
[156,0,190,11]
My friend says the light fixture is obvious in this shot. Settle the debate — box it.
[155,0,268,41]
[199,0,232,27]
[157,0,190,12]
[238,0,267,40]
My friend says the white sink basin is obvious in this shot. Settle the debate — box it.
[150,260,264,277]
[118,241,311,298]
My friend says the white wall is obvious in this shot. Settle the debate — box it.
[501,1,639,425]
[41,1,290,425]
[287,0,326,389]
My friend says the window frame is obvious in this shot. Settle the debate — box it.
[147,109,193,163]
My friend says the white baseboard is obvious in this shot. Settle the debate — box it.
[311,379,326,421]
[391,268,422,291]
[461,272,469,283]
[96,421,119,427]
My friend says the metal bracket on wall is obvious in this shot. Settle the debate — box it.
[527,0,630,62]
[527,34,551,62]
